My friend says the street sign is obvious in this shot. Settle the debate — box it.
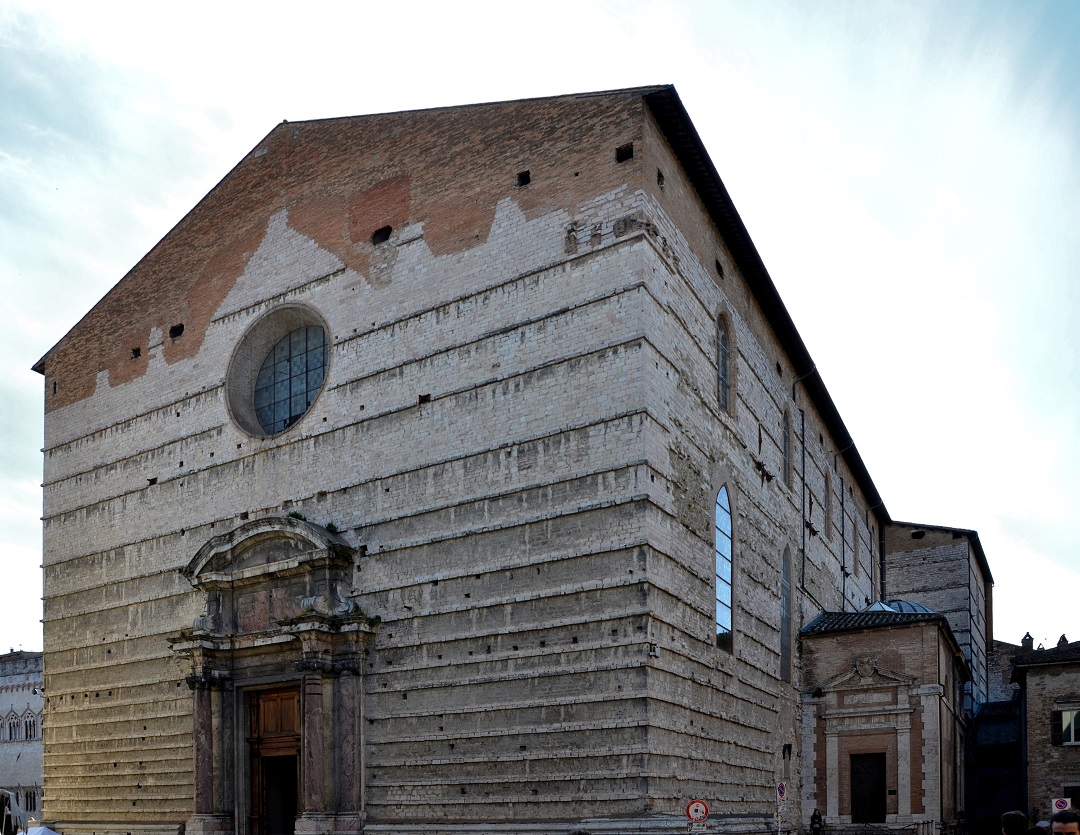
[777,782,787,802]
[687,800,710,823]
[1054,798,1072,812]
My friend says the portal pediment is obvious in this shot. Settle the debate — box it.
[819,655,915,693]
[184,516,354,587]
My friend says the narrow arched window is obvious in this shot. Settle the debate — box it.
[24,714,36,740]
[718,317,731,413]
[782,411,792,487]
[780,547,792,682]
[7,716,18,741]
[824,471,834,539]
[715,485,733,652]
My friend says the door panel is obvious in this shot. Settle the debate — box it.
[851,752,887,823]
[260,755,298,835]
[249,688,301,835]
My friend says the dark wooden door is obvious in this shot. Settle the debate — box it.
[851,752,887,823]
[249,688,301,835]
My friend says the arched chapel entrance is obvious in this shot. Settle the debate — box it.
[169,517,373,835]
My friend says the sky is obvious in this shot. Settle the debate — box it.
[1,0,1078,654]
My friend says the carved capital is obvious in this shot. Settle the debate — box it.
[186,666,231,690]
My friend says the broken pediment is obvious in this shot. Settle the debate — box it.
[183,516,354,586]
[177,516,362,639]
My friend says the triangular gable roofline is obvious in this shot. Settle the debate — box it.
[31,86,667,377]
[33,85,888,522]
[31,117,282,378]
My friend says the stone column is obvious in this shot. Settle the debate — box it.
[186,669,233,835]
[825,728,839,818]
[897,688,912,819]
[302,671,326,813]
[918,684,942,821]
[337,671,360,813]
[193,679,214,815]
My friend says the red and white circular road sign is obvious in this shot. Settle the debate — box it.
[687,800,710,822]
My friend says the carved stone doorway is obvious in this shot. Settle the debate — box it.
[170,517,374,835]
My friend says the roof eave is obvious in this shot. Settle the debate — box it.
[642,86,888,522]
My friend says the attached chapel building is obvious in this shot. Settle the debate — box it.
[34,87,990,835]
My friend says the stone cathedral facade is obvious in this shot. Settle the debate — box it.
[34,87,981,835]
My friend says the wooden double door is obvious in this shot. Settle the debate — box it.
[249,688,301,835]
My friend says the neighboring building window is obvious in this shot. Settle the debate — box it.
[7,716,18,741]
[715,485,733,652]
[24,790,37,812]
[254,325,327,435]
[717,317,731,413]
[780,547,792,682]
[24,715,36,740]
[1053,709,1080,744]
[782,411,792,487]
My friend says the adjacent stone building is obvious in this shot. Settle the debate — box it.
[0,650,43,817]
[34,86,983,835]
[1011,635,1080,821]
[969,639,1023,835]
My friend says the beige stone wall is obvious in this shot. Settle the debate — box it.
[38,90,886,833]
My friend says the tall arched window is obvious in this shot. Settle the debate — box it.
[780,547,792,682]
[7,715,17,741]
[782,411,792,487]
[715,485,733,652]
[717,317,731,414]
[24,714,37,740]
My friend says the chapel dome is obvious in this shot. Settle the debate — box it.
[885,599,936,614]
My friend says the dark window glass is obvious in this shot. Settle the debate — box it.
[253,326,326,435]
[782,412,792,486]
[718,319,730,412]
[780,548,792,682]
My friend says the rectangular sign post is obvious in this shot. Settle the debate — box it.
[777,782,787,835]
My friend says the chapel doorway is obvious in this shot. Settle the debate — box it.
[249,688,301,835]
[850,752,887,823]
